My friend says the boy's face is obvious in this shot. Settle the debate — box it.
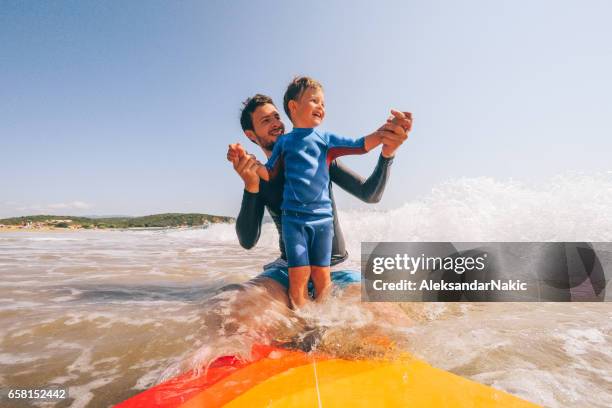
[245,103,285,150]
[290,87,325,128]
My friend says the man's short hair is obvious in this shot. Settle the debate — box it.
[240,94,275,132]
[283,76,323,119]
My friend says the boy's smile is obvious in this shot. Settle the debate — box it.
[291,87,325,128]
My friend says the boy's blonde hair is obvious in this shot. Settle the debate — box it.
[283,76,323,119]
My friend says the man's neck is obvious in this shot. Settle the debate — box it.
[262,148,273,159]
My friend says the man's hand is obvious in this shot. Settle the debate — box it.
[378,110,412,158]
[227,143,247,162]
[227,143,261,193]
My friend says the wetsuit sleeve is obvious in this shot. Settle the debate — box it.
[235,189,265,249]
[329,154,394,203]
[323,132,368,166]
[329,184,349,266]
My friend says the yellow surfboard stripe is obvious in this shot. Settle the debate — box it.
[223,358,539,407]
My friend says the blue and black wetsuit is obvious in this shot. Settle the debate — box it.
[236,146,394,271]
[262,128,371,268]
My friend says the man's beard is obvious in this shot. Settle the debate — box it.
[256,135,276,151]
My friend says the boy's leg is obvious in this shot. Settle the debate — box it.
[311,266,332,302]
[288,266,311,308]
[307,216,334,302]
[282,213,312,309]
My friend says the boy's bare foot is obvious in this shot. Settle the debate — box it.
[314,283,332,303]
[289,289,309,309]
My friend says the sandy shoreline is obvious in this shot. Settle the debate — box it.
[0,225,84,232]
[0,225,208,233]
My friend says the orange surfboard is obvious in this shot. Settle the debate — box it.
[116,344,539,407]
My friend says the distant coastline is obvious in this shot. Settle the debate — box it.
[0,213,234,232]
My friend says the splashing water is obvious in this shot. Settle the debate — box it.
[1,173,611,407]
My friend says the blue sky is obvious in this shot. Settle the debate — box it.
[1,0,611,218]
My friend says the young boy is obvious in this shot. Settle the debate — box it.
[235,76,384,308]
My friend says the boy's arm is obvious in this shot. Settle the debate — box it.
[324,131,381,165]
[325,110,412,161]
[261,137,284,181]
[256,165,270,181]
[363,132,384,152]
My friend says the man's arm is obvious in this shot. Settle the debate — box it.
[328,110,410,202]
[227,145,265,248]
[330,154,393,203]
[235,189,265,249]
[227,144,260,193]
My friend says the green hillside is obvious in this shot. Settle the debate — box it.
[0,213,233,229]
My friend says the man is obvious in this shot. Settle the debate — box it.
[226,94,411,306]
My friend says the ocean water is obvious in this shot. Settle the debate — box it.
[1,173,611,407]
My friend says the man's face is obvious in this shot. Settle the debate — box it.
[246,103,285,150]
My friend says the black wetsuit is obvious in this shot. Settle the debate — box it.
[236,154,394,266]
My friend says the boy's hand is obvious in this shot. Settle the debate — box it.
[227,143,260,193]
[379,110,412,158]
